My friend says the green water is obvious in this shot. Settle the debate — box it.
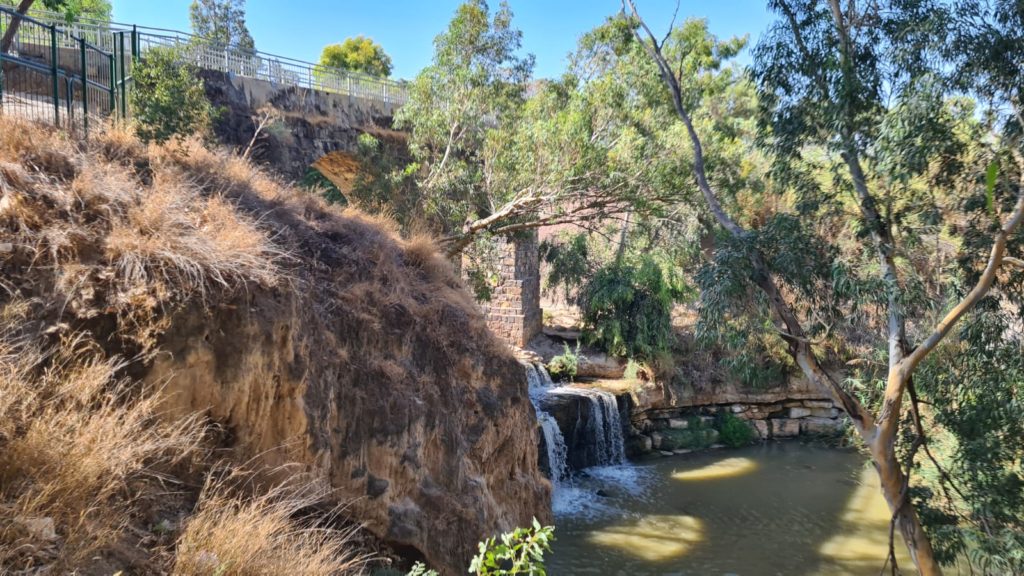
[547,442,915,576]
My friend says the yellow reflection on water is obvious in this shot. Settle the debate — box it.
[671,457,759,481]
[588,515,704,561]
[817,467,916,575]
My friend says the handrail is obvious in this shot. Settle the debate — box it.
[12,6,408,105]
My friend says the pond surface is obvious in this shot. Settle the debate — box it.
[547,442,915,576]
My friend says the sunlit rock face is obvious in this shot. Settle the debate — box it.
[147,206,550,576]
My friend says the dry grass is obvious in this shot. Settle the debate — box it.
[0,118,385,573]
[0,302,204,571]
[0,115,509,573]
[173,472,368,576]
[0,118,287,342]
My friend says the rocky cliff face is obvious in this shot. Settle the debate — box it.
[147,167,550,575]
[0,119,549,575]
[200,70,401,184]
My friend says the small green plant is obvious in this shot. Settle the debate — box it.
[716,412,755,448]
[408,521,554,576]
[623,358,641,380]
[129,45,215,144]
[547,343,582,382]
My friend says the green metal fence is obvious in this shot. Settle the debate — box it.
[0,6,117,133]
[25,7,409,106]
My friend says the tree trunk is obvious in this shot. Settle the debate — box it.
[1,0,37,56]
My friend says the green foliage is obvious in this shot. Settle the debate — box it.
[129,46,214,144]
[395,0,534,235]
[578,257,680,360]
[189,0,254,49]
[462,234,503,301]
[547,343,581,382]
[300,167,344,205]
[539,233,590,302]
[715,413,755,448]
[658,427,717,451]
[346,133,421,231]
[408,521,554,576]
[319,36,393,77]
[0,0,111,21]
[912,305,1024,572]
[469,519,554,576]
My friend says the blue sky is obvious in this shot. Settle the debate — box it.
[113,1,773,80]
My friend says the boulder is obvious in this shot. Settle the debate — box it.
[803,399,835,409]
[626,434,653,456]
[751,419,770,440]
[802,417,846,436]
[809,407,840,419]
[788,407,812,418]
[650,431,666,450]
[668,418,690,429]
[770,419,801,438]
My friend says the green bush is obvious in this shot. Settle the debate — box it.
[547,343,581,382]
[659,428,718,451]
[410,521,554,575]
[716,413,756,448]
[577,257,678,360]
[129,46,215,143]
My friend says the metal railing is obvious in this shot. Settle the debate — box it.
[0,6,117,132]
[24,8,408,106]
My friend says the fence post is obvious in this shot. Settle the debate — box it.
[108,51,115,118]
[131,25,138,61]
[119,31,126,118]
[79,37,88,134]
[50,24,59,125]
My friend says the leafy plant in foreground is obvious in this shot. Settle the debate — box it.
[409,521,554,575]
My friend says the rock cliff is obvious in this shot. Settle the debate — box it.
[0,119,549,575]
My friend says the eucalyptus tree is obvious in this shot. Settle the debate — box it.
[622,0,1023,574]
[394,0,680,258]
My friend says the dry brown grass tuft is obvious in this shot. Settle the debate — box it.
[0,118,289,344]
[0,303,205,571]
[173,472,368,576]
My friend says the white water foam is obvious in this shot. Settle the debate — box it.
[525,361,645,518]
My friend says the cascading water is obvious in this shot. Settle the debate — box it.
[554,386,626,467]
[525,363,570,485]
[525,360,641,517]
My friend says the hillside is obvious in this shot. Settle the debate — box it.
[0,118,550,575]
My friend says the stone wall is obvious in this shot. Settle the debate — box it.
[476,232,542,348]
[627,398,847,456]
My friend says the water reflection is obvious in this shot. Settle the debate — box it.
[818,466,913,574]
[549,443,919,575]
[588,515,704,561]
[671,457,758,481]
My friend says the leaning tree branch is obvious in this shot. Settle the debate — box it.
[621,0,873,430]
[902,166,1024,375]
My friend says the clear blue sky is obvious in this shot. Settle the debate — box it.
[112,1,772,80]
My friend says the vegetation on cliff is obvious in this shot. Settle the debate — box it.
[0,117,548,574]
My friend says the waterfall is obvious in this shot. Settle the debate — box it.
[551,386,626,466]
[525,363,570,484]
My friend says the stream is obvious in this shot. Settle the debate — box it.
[547,442,915,576]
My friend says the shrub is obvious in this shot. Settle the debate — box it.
[716,413,756,448]
[410,521,554,576]
[130,46,215,143]
[659,428,717,451]
[577,257,678,360]
[547,343,582,382]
